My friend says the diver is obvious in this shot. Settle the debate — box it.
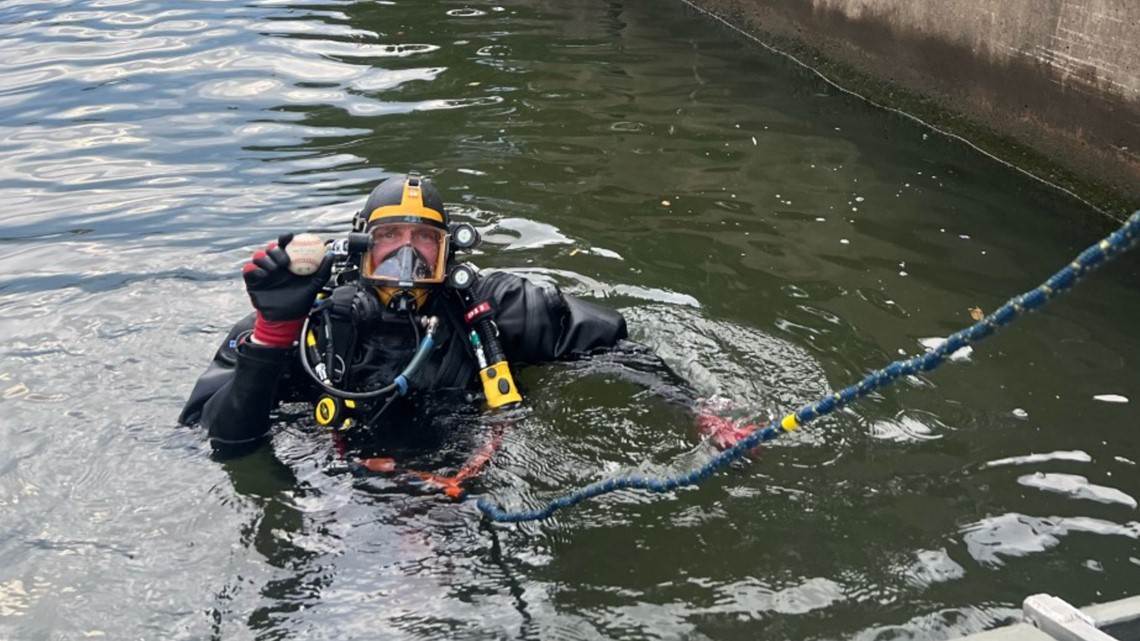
[179,172,756,491]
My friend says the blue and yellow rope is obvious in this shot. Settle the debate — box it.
[477,211,1140,523]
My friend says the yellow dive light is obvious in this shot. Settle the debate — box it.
[479,363,522,409]
[465,302,522,410]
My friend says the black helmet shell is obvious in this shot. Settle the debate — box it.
[354,172,449,232]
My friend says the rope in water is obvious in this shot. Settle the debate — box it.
[476,210,1140,523]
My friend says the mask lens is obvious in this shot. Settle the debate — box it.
[366,222,445,283]
[375,245,433,281]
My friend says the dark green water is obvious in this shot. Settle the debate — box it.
[1,1,1138,639]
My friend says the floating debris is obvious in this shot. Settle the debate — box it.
[1093,394,1129,403]
[969,307,985,321]
[589,247,624,260]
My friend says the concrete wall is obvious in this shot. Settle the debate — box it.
[684,0,1140,215]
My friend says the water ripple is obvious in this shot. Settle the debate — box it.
[962,513,1140,566]
[1018,473,1137,507]
[983,450,1094,468]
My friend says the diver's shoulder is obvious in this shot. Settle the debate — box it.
[471,268,556,292]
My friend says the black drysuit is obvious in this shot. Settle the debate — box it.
[179,271,630,451]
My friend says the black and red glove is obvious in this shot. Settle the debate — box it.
[242,233,332,347]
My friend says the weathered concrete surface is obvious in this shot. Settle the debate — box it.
[684,0,1140,215]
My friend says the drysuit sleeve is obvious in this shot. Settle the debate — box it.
[473,270,628,364]
[178,313,298,450]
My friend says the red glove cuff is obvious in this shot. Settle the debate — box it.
[251,314,304,348]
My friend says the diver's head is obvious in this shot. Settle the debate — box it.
[355,172,450,311]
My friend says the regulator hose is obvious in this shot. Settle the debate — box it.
[299,314,438,400]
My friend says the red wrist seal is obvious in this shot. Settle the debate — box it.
[251,314,304,348]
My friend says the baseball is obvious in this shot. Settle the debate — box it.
[286,233,326,276]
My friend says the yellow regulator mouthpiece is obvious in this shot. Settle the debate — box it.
[315,395,356,431]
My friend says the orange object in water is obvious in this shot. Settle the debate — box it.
[348,421,510,500]
[408,471,465,500]
[358,457,397,473]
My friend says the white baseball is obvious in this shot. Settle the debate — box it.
[286,233,326,276]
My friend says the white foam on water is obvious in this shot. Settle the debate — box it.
[919,337,972,362]
[983,450,1092,468]
[1018,472,1137,508]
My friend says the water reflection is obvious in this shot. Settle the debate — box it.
[962,513,1140,567]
